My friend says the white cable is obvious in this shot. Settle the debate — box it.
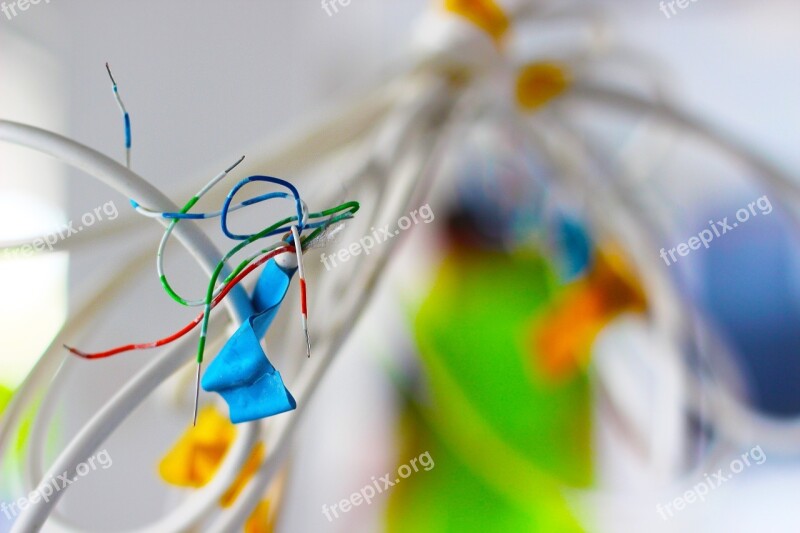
[16,241,303,530]
[3,84,423,530]
[0,120,253,324]
[18,328,260,533]
[0,75,410,528]
[0,250,151,465]
[9,6,790,530]
[0,75,401,257]
[0,4,536,530]
[566,83,800,216]
[209,78,462,532]
[562,84,800,454]
[0,121,260,532]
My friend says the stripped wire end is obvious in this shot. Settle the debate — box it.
[291,225,311,358]
[225,155,246,174]
[193,363,202,427]
[105,62,117,86]
[63,344,89,359]
[302,312,311,358]
[105,62,131,168]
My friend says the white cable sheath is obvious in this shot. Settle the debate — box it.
[0,120,254,324]
[0,78,401,256]
[209,79,460,532]
[563,84,800,454]
[7,2,799,529]
[0,251,151,465]
[0,121,260,532]
[566,84,800,216]
[1,77,431,530]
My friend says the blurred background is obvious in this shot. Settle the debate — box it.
[1,1,800,531]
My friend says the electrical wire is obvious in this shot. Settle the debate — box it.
[65,204,356,362]
[291,224,311,357]
[16,5,796,529]
[65,245,295,360]
[105,63,131,169]
[220,175,305,240]
[0,120,256,533]
[2,73,449,532]
[0,39,415,531]
[190,199,359,424]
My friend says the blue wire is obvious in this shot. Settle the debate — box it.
[221,176,304,241]
[111,83,131,149]
[123,113,131,148]
[129,190,336,234]
[131,175,331,241]
[158,192,291,220]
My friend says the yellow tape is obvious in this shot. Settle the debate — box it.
[444,0,510,42]
[533,250,646,383]
[158,406,235,488]
[245,500,273,533]
[221,442,266,507]
[158,405,268,509]
[516,62,571,111]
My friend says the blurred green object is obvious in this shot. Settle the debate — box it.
[0,384,11,414]
[388,248,592,532]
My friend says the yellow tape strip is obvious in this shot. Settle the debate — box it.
[444,0,510,42]
[516,62,572,111]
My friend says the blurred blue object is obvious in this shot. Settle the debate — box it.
[551,212,593,281]
[685,196,800,417]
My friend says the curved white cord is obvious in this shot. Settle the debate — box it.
[0,250,151,466]
[0,121,261,532]
[8,5,789,530]
[209,79,461,532]
[566,83,800,215]
[3,75,443,530]
[0,76,401,257]
[0,120,254,324]
[562,84,800,454]
[19,328,260,533]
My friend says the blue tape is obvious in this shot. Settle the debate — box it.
[202,258,298,423]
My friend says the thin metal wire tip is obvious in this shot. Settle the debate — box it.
[105,63,117,86]
[63,344,85,358]
[225,155,246,173]
[192,363,202,426]
[305,331,311,358]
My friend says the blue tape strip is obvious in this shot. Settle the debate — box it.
[202,258,298,423]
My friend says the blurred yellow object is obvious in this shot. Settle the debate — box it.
[533,250,646,383]
[516,62,571,111]
[159,406,235,488]
[158,405,279,531]
[244,500,273,533]
[444,0,510,42]
[158,406,267,508]
[221,442,266,507]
